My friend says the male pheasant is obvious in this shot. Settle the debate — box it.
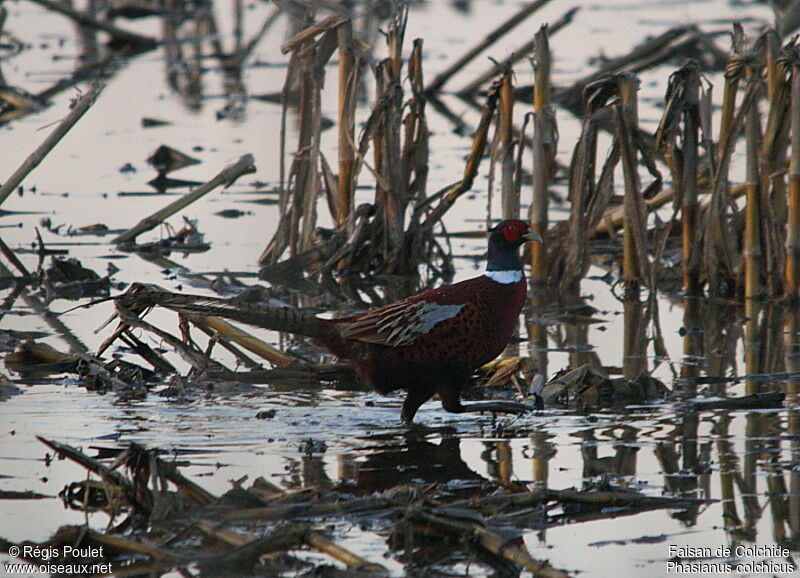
[122,220,542,422]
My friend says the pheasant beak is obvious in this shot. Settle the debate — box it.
[523,231,544,243]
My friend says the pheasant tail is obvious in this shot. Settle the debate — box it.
[119,284,333,339]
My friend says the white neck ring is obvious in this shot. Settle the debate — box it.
[484,270,523,284]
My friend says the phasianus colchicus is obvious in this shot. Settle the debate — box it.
[121,220,542,422]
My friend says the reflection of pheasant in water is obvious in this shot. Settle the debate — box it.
[120,220,542,423]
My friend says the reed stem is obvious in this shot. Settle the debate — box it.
[744,74,763,302]
[717,25,747,169]
[336,20,356,227]
[787,53,800,295]
[760,30,788,296]
[499,69,517,219]
[681,62,701,296]
[618,74,642,298]
[531,25,553,284]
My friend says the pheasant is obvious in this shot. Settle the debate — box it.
[119,220,543,422]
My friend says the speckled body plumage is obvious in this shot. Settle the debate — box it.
[317,274,527,395]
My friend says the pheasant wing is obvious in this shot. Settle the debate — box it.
[338,298,466,347]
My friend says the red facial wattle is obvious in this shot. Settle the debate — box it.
[501,220,528,243]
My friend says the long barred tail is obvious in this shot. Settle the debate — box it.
[116,283,334,338]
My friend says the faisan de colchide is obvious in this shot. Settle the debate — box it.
[119,220,543,422]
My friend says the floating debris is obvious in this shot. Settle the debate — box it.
[140,117,171,128]
[541,363,670,407]
[42,257,110,300]
[146,145,200,175]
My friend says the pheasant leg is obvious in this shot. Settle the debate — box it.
[401,385,436,423]
[438,387,531,416]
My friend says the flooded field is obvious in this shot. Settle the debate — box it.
[1,0,800,576]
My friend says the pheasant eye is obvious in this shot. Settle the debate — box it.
[502,223,520,242]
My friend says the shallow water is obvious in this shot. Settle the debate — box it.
[1,0,799,576]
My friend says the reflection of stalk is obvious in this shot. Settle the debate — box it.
[0,263,88,355]
[680,296,702,395]
[742,413,763,533]
[784,307,800,546]
[681,413,699,490]
[744,300,761,395]
[531,432,551,490]
[616,427,639,477]
[741,312,778,532]
[497,441,513,485]
[337,454,358,484]
[791,413,800,546]
[623,299,646,380]
[704,300,740,396]
[764,403,788,544]
[790,404,800,547]
[527,290,550,385]
[715,414,742,532]
[531,25,553,283]
[566,323,589,371]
